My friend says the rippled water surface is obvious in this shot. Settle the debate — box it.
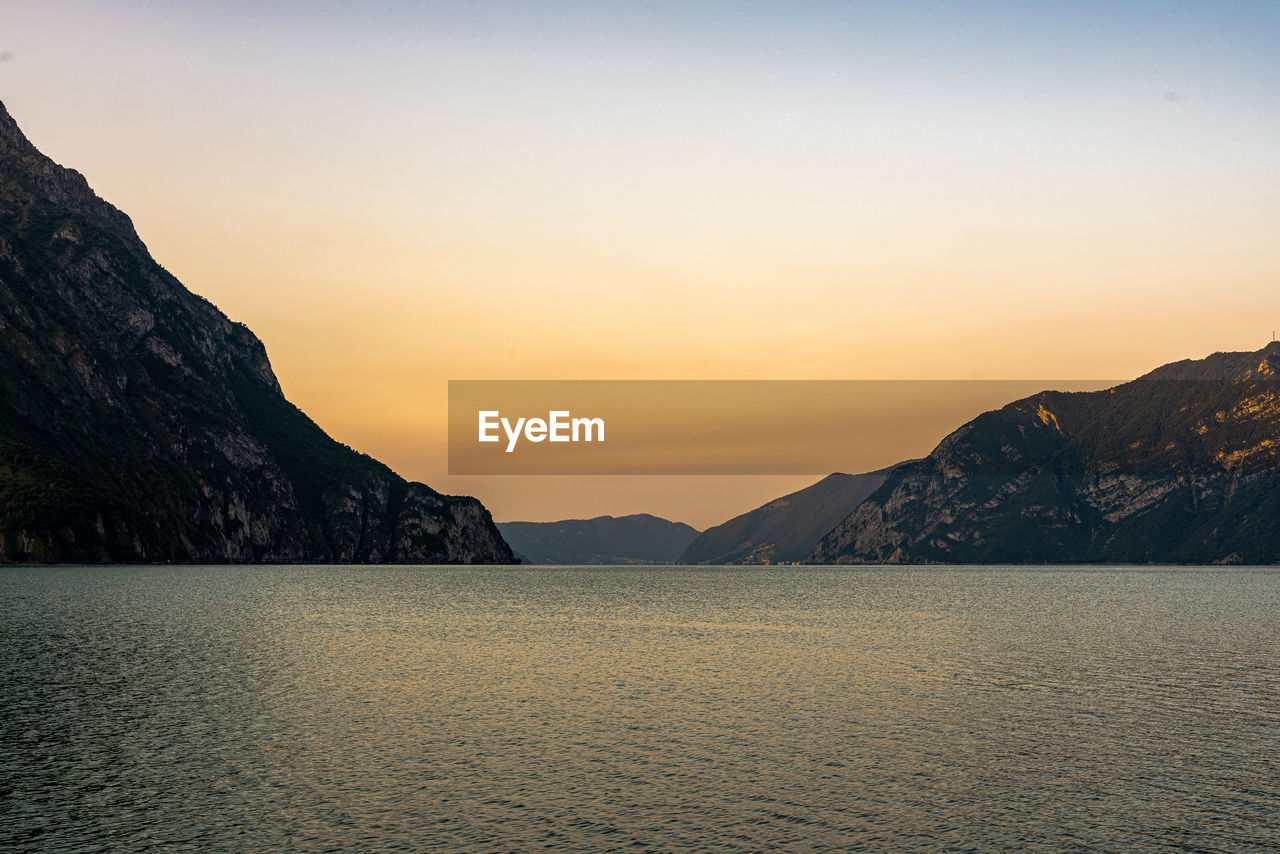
[2,565,1279,852]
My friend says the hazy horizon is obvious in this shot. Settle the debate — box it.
[4,0,1278,525]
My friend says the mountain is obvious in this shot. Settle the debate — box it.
[679,467,904,564]
[497,514,699,564]
[809,344,1280,565]
[0,100,514,564]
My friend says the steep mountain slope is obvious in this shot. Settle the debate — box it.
[809,344,1280,565]
[498,515,699,564]
[680,467,903,564]
[0,100,514,563]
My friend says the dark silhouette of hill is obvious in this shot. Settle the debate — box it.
[680,467,904,564]
[498,515,698,564]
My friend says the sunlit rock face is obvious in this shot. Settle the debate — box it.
[0,100,515,564]
[810,343,1280,565]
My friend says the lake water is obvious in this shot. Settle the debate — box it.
[2,565,1278,852]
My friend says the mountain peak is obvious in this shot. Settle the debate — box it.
[0,99,36,155]
[810,344,1280,565]
[0,99,515,564]
[1137,341,1280,383]
[0,98,138,239]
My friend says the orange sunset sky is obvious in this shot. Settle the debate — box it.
[4,1,1279,527]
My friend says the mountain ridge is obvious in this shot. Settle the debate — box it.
[0,99,515,564]
[808,344,1280,565]
[680,466,905,564]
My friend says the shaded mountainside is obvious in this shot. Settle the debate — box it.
[680,467,904,564]
[0,100,514,564]
[809,344,1280,565]
[498,515,699,564]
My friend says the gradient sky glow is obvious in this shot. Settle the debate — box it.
[4,1,1279,526]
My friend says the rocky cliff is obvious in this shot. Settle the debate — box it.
[0,100,515,564]
[809,345,1280,565]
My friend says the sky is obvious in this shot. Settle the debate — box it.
[3,1,1279,527]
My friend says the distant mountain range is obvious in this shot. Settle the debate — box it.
[809,344,1280,565]
[498,515,699,564]
[0,100,514,564]
[680,467,904,564]
[7,103,1275,567]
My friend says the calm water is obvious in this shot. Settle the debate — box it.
[2,565,1278,853]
